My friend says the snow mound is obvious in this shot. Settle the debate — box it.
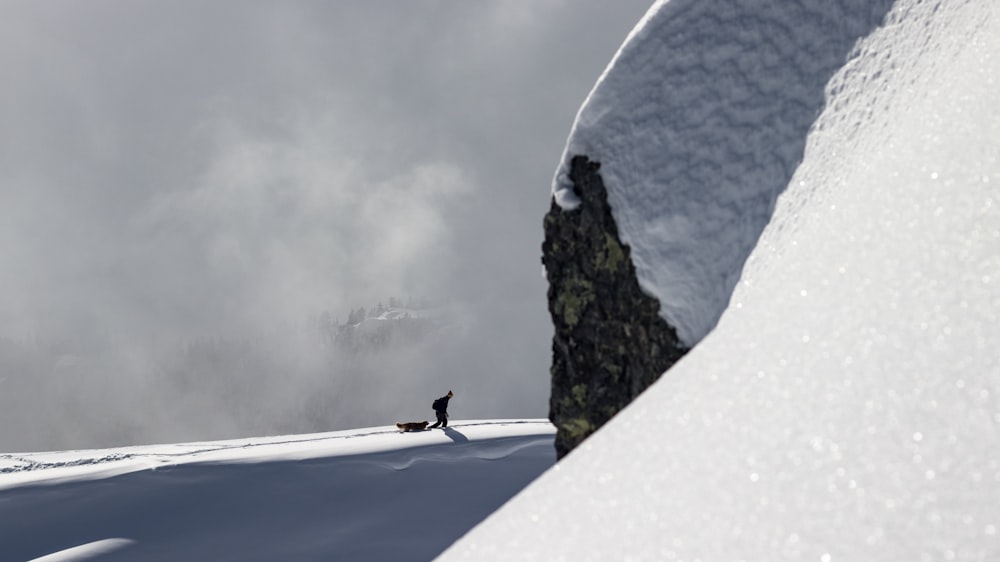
[445,1,1000,560]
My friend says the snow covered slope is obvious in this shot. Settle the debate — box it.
[0,420,554,561]
[444,0,999,560]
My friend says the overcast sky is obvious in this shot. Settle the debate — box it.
[0,1,653,448]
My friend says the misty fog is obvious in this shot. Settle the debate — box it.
[0,1,654,451]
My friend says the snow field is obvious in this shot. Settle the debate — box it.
[0,420,555,561]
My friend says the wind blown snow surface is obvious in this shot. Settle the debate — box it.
[553,0,896,345]
[0,420,555,561]
[445,1,1000,561]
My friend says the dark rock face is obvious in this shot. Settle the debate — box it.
[542,155,688,458]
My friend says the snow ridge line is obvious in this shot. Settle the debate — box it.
[0,420,551,474]
[0,453,132,474]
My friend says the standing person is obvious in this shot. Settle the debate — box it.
[429,390,453,429]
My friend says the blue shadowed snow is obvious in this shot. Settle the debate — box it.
[0,421,555,561]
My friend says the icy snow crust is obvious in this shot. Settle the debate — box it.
[447,0,1000,560]
[554,0,896,345]
[0,420,555,561]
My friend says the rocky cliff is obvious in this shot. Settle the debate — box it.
[542,155,687,458]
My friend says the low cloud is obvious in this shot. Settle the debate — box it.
[0,0,654,451]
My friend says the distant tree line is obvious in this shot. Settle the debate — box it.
[310,297,440,355]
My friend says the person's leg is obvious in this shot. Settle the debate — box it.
[441,413,448,428]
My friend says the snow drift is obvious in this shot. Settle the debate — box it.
[444,0,1000,560]
[553,0,897,346]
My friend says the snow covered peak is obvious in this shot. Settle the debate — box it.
[553,0,896,345]
[448,0,1000,559]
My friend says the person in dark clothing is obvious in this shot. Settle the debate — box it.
[429,390,453,428]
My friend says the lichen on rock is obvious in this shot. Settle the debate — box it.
[542,155,688,458]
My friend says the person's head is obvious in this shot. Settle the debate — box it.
[447,390,453,398]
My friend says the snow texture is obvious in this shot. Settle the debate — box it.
[446,0,1000,560]
[29,539,135,562]
[554,0,896,345]
[0,420,554,561]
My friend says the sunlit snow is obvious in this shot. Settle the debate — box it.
[446,0,999,560]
